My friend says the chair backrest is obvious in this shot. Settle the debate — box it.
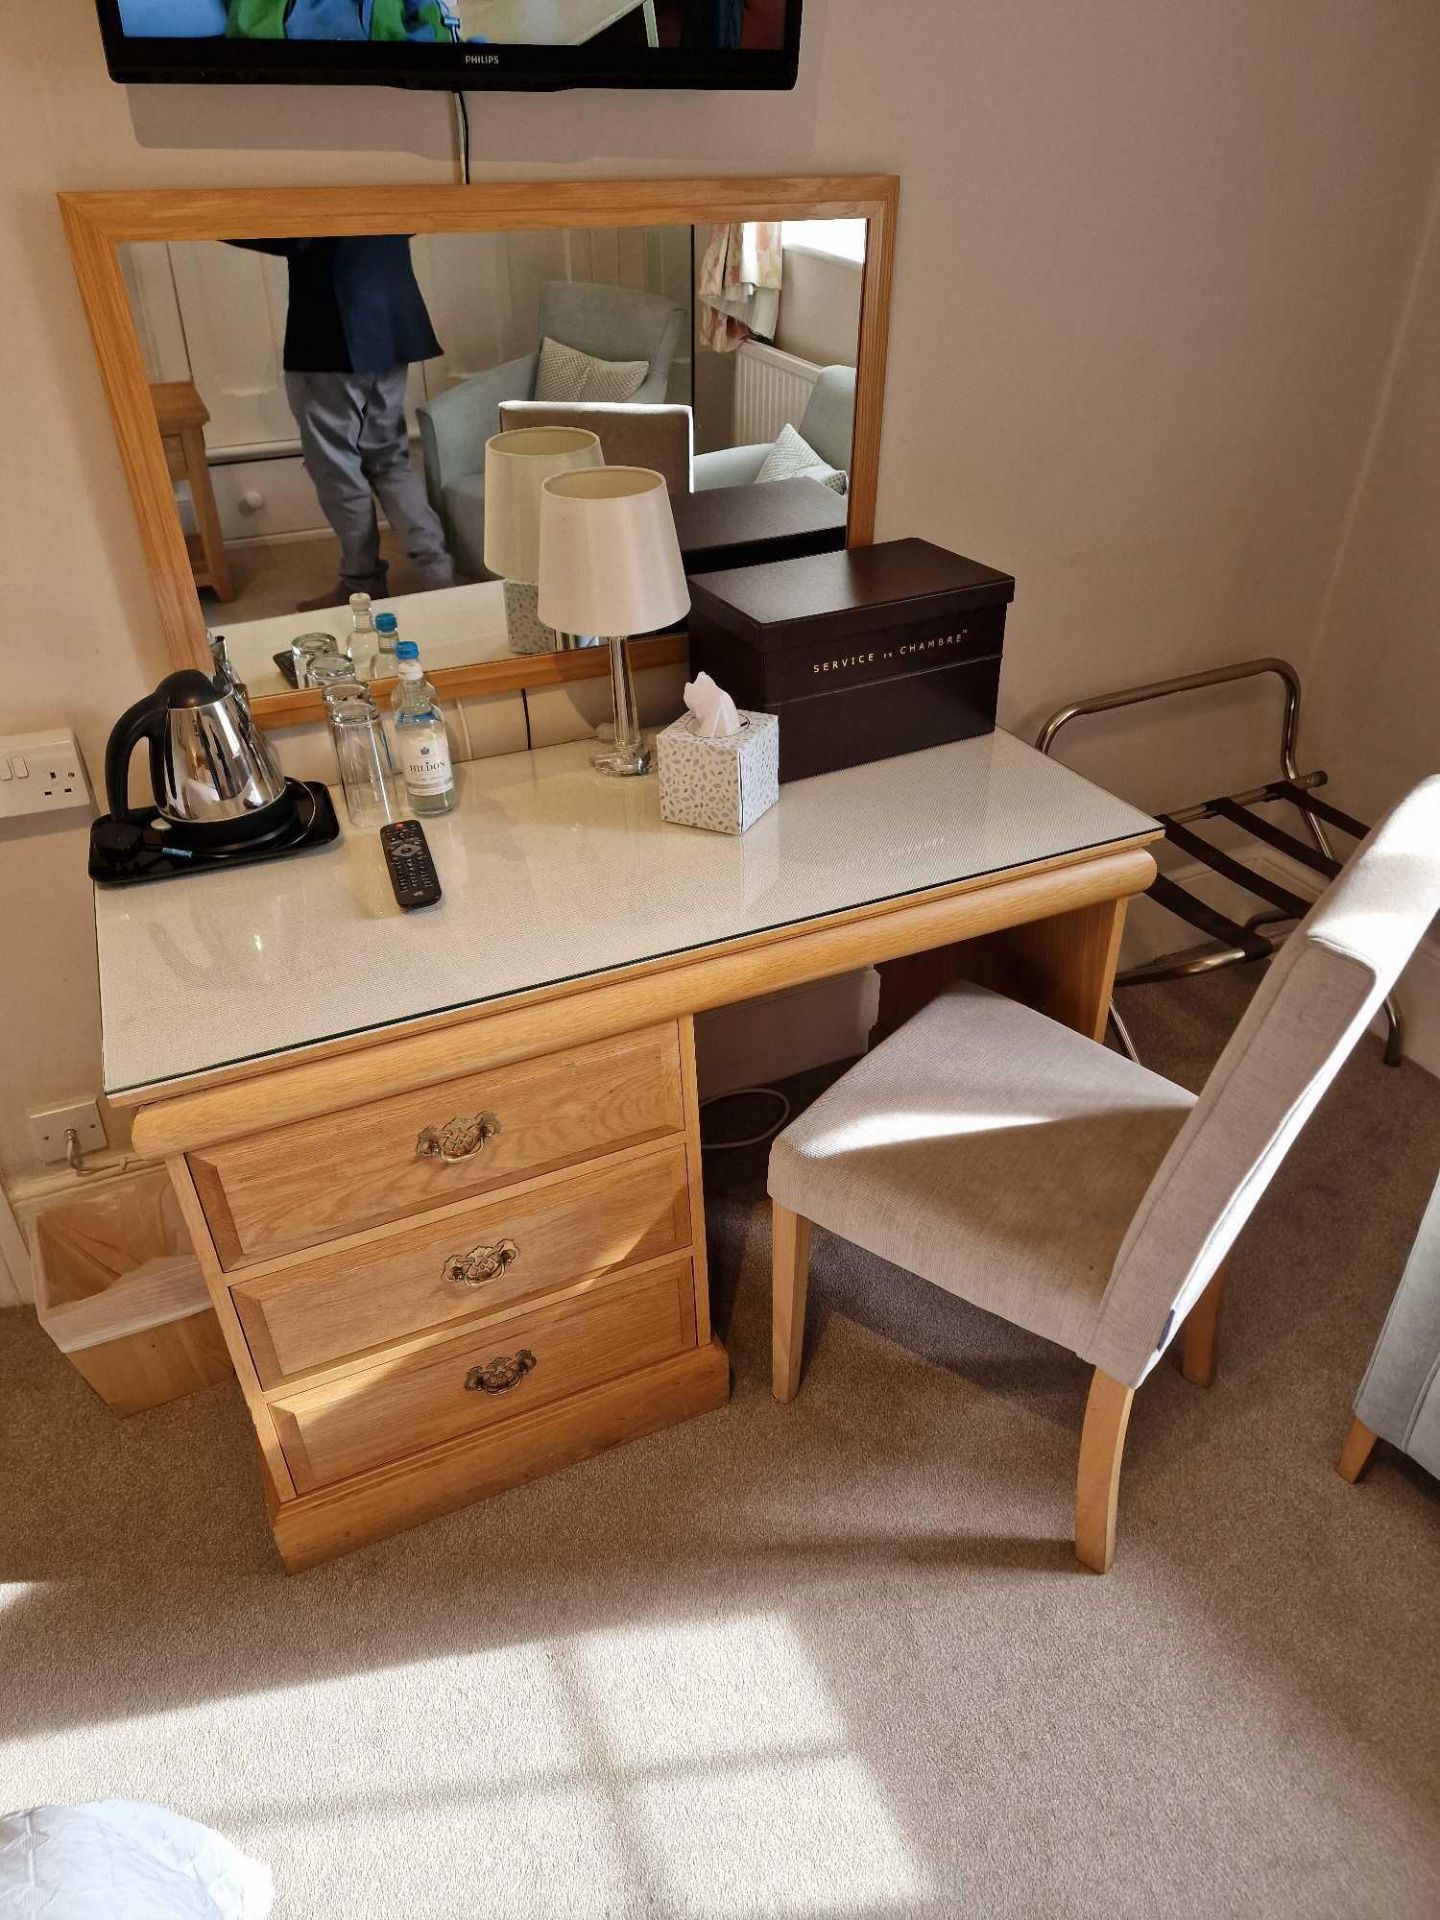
[1092,776,1440,1387]
[538,281,686,402]
[498,400,695,495]
[799,365,857,474]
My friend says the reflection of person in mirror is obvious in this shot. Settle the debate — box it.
[233,235,455,610]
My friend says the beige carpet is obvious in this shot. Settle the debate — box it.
[3,972,1439,1918]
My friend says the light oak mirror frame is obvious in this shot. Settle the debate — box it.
[60,174,898,729]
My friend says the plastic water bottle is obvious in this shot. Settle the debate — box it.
[349,593,377,676]
[375,608,399,657]
[392,640,456,816]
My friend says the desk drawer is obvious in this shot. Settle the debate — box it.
[233,1144,691,1389]
[191,1024,685,1267]
[271,1256,696,1492]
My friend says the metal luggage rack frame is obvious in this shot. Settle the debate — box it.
[1035,656,1404,1067]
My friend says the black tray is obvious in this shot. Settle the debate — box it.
[89,780,340,887]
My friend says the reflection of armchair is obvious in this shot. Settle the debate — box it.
[498,400,694,495]
[417,279,686,577]
[694,364,856,491]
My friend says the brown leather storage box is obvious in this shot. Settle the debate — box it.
[686,539,1015,783]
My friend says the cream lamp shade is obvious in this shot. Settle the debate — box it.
[483,426,603,584]
[536,467,690,638]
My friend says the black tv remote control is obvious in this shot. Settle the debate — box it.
[380,819,442,911]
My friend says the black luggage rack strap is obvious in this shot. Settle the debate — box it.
[1035,658,1404,1067]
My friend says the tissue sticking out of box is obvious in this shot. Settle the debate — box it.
[684,671,742,740]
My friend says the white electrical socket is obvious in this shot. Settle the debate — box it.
[0,730,92,821]
[30,1100,108,1165]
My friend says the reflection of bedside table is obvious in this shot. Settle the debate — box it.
[671,476,849,577]
[151,380,234,604]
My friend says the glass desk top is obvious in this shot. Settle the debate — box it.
[95,729,1157,1097]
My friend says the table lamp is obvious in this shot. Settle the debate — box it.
[538,467,690,778]
[484,426,603,654]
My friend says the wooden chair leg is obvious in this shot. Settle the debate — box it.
[772,1203,813,1403]
[1337,1416,1379,1484]
[1179,1267,1225,1387]
[1075,1368,1135,1573]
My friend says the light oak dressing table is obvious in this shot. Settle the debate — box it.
[98,731,1159,1570]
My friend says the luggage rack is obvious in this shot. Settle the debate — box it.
[1036,657,1404,1066]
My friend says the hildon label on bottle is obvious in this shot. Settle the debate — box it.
[403,738,453,794]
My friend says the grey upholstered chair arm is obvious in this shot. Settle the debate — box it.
[417,353,538,511]
[635,366,674,403]
[1354,1170,1440,1470]
[801,366,858,473]
[693,443,772,490]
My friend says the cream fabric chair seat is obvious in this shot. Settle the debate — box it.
[769,981,1195,1370]
[768,774,1440,1572]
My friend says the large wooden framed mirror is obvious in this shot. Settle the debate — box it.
[61,176,897,727]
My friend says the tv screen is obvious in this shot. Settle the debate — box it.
[95,0,802,90]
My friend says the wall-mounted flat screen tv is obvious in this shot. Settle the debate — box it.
[96,1,801,90]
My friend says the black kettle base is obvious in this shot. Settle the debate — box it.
[89,780,340,887]
[164,784,301,853]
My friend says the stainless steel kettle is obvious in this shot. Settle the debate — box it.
[104,669,294,848]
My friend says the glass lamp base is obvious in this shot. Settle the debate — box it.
[592,740,652,778]
[592,633,652,777]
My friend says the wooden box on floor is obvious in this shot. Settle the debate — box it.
[32,1169,233,1416]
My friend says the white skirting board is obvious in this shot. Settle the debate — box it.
[1122,851,1440,1078]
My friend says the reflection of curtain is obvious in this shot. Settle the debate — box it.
[681,0,745,47]
[697,222,782,352]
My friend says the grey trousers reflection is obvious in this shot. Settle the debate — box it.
[284,366,455,594]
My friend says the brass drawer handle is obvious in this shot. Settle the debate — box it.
[464,1349,536,1395]
[441,1238,518,1289]
[416,1111,501,1165]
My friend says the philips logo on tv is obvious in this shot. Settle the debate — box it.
[465,51,501,65]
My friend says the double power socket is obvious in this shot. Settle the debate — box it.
[0,730,92,821]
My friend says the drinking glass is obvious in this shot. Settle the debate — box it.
[326,689,399,830]
[291,631,347,687]
[308,656,364,695]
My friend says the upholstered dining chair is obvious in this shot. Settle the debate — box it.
[768,776,1440,1573]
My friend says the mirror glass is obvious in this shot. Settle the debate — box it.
[119,217,866,699]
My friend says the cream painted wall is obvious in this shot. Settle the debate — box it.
[3,0,1440,1177]
[774,246,861,369]
[1306,169,1440,827]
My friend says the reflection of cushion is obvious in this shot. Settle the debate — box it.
[535,337,649,404]
[754,421,849,494]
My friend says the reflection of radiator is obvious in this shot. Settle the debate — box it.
[733,341,821,446]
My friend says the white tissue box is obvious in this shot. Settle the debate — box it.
[657,709,780,835]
